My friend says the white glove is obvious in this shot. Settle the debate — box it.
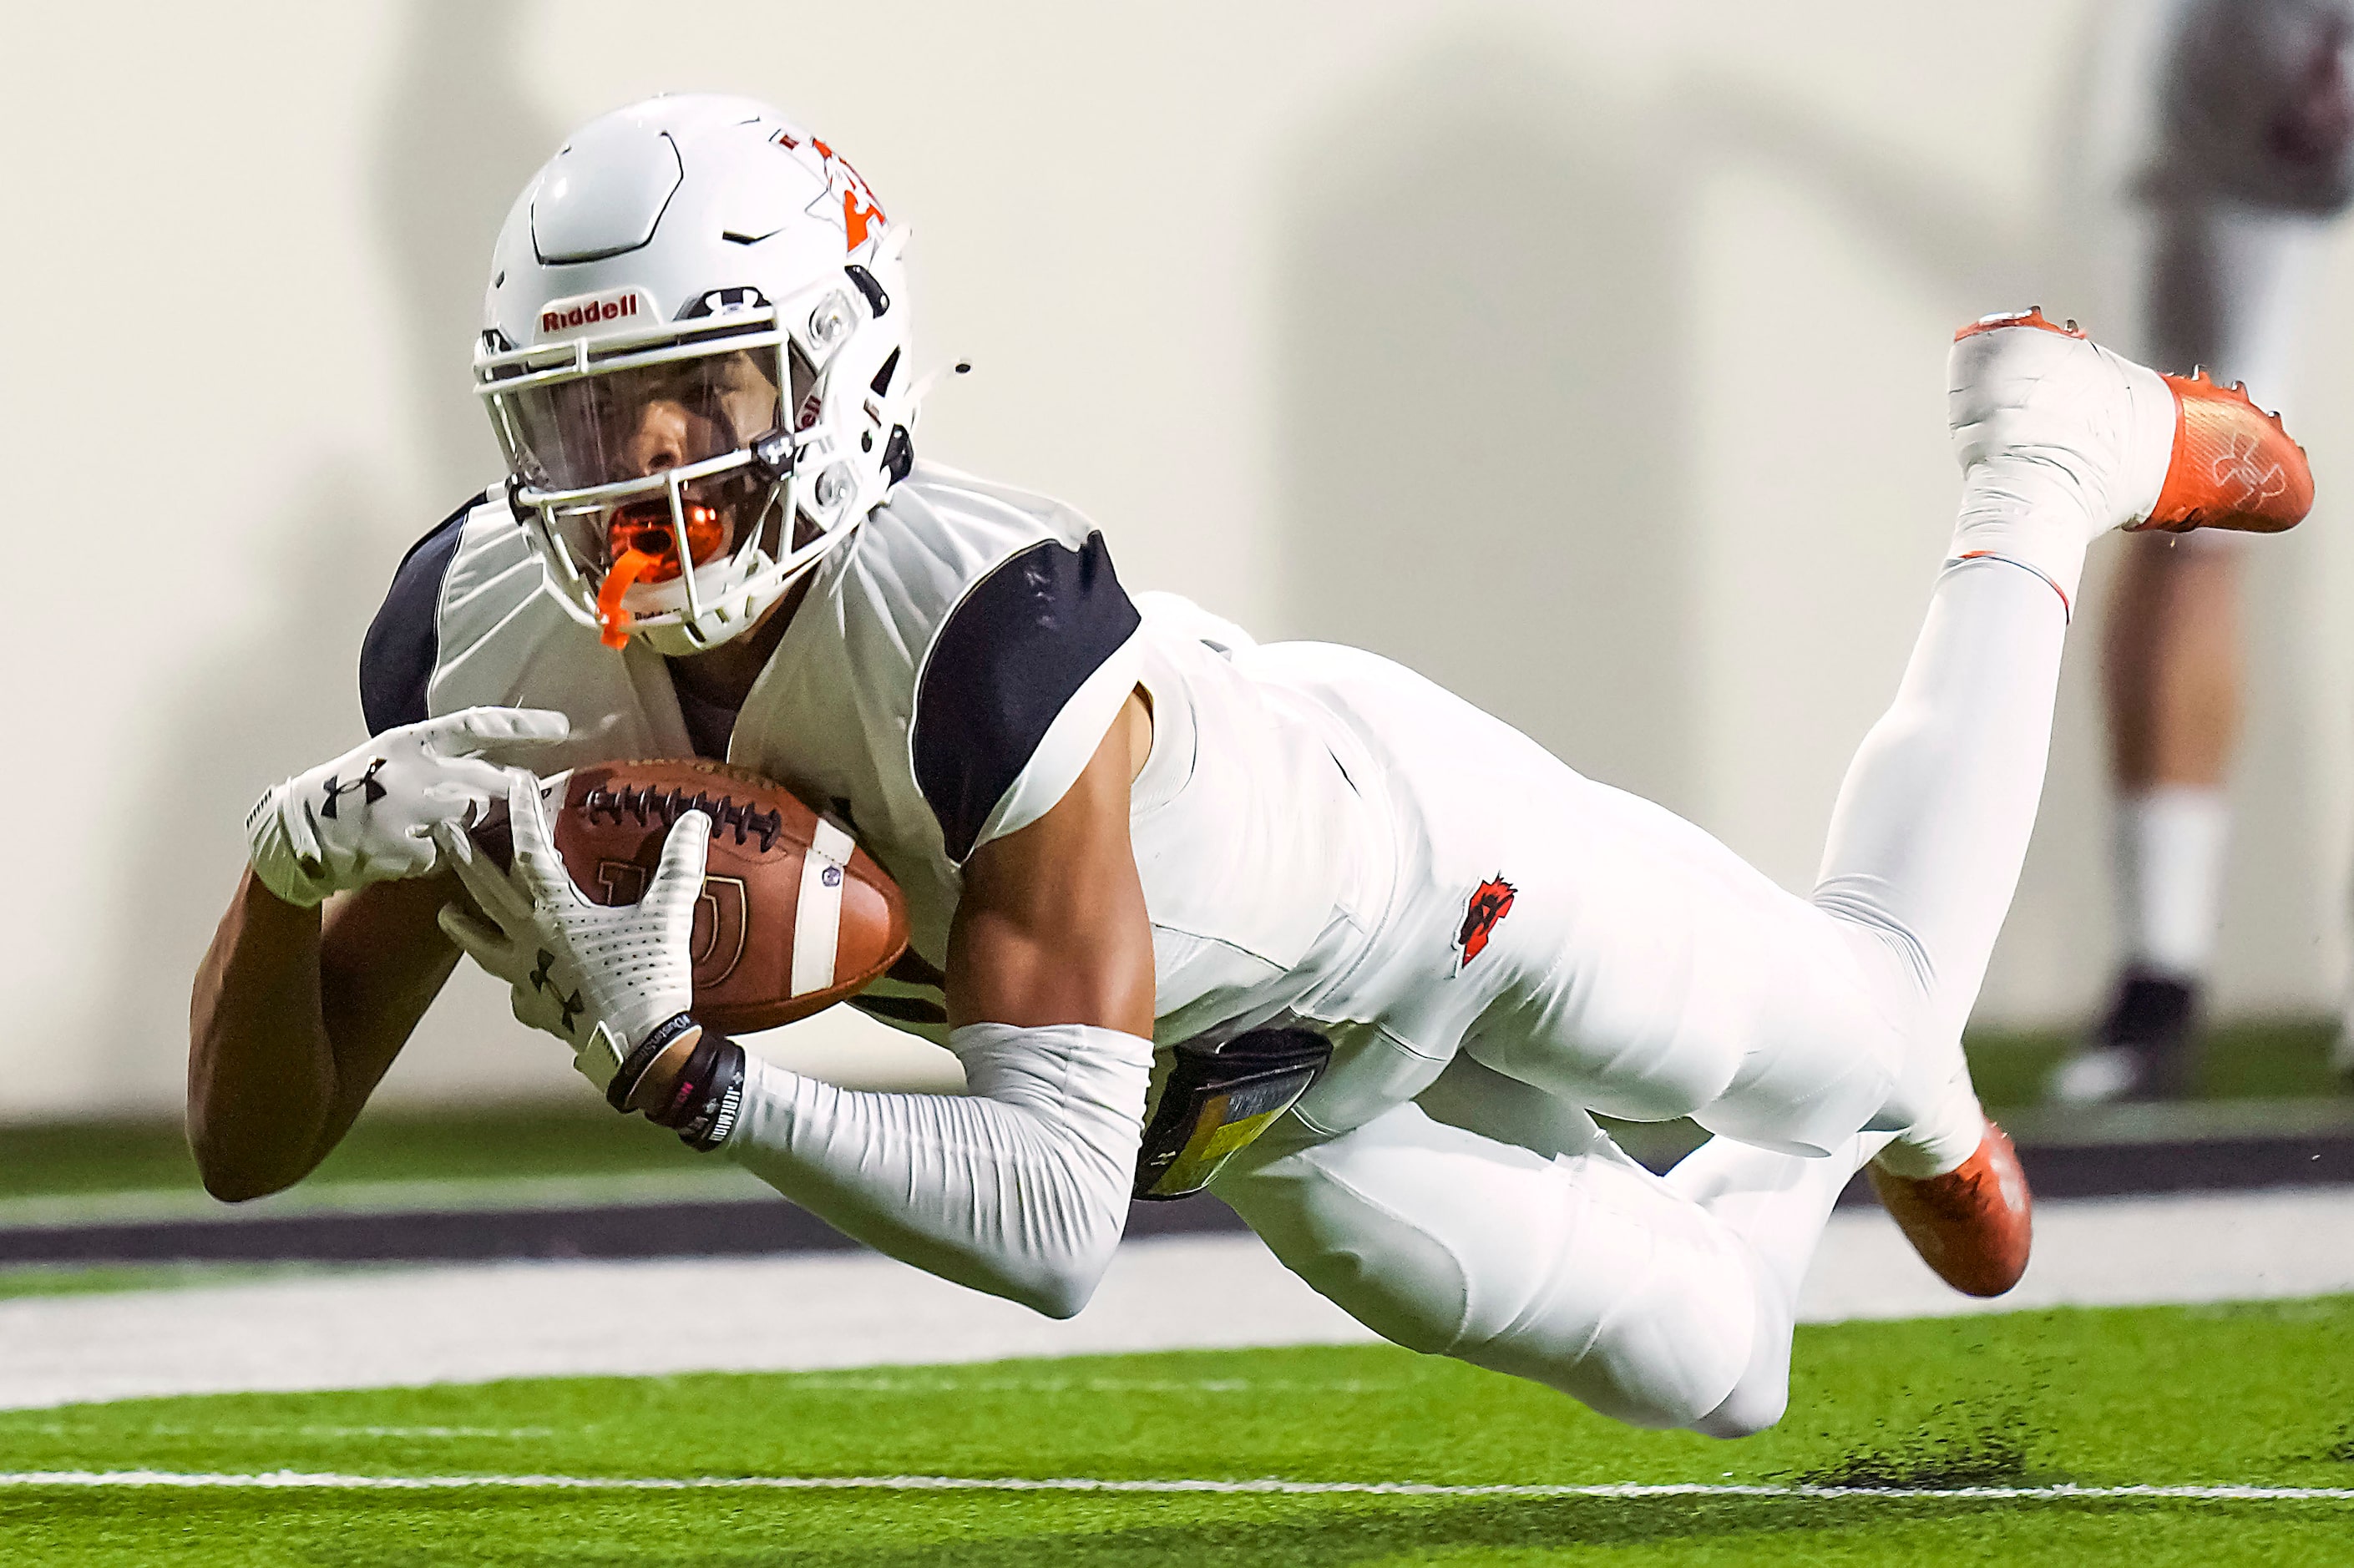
[246,707,571,908]
[436,771,711,1098]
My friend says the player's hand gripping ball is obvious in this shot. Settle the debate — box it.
[439,759,909,1058]
[438,776,706,1089]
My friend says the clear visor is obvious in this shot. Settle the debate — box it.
[497,346,785,494]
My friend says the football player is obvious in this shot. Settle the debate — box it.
[2057,0,2354,1102]
[191,95,2311,1437]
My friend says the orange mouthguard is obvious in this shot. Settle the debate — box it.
[597,548,659,648]
[595,503,726,650]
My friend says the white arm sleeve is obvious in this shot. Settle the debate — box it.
[723,1022,1154,1318]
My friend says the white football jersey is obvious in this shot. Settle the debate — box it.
[361,463,1395,1051]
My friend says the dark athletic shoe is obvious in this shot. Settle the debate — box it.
[2047,970,2200,1105]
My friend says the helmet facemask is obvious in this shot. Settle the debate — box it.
[478,298,853,654]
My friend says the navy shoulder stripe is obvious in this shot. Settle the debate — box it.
[359,494,481,736]
[913,531,1141,860]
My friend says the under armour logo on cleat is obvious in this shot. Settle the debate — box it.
[318,757,389,821]
[2211,434,2286,508]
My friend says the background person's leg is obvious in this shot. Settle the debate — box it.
[2066,200,2331,1102]
[2065,530,2239,1102]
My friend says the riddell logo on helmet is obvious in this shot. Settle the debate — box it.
[536,286,647,339]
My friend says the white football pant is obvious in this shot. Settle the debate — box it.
[1215,551,2065,1435]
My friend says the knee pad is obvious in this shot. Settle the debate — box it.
[1685,1292,1793,1439]
[1455,1160,1764,1429]
[1689,1376,1790,1439]
[1211,1121,1486,1357]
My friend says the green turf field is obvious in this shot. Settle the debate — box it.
[2,1297,2347,1565]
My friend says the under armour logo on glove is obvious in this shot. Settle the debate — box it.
[317,757,390,821]
[526,948,588,1034]
[245,706,571,910]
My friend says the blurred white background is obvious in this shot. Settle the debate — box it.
[5,0,2353,1120]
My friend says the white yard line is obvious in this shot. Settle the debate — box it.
[0,1471,2345,1502]
[1,1187,2349,1413]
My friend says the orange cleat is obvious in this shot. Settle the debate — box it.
[1950,306,2313,544]
[2134,368,2314,534]
[1867,1119,2032,1297]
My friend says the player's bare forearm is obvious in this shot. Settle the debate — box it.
[946,692,1157,1036]
[187,868,460,1200]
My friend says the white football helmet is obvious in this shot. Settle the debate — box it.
[476,94,917,654]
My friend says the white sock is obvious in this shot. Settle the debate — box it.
[2114,786,2229,981]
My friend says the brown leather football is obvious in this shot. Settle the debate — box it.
[472,758,908,1033]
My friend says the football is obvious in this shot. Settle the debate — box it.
[471,758,909,1033]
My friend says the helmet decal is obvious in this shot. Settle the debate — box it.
[774,130,888,252]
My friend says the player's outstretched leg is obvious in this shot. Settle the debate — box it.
[1216,1075,1896,1440]
[1213,1099,1818,1439]
[1833,308,2310,1293]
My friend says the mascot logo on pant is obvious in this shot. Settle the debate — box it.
[1454,876,1516,969]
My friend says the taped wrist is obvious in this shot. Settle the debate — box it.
[644,1025,747,1152]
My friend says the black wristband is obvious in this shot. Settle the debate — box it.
[606,1013,700,1113]
[645,1026,747,1152]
